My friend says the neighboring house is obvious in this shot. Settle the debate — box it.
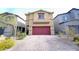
[54,8,79,35]
[0,12,25,37]
[25,10,54,35]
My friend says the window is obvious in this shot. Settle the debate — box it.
[62,16,68,22]
[5,16,14,21]
[77,13,79,19]
[69,12,75,19]
[38,13,44,19]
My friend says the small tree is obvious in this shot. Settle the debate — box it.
[64,29,76,40]
[58,31,65,37]
[68,29,76,37]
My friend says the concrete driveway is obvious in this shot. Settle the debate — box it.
[10,35,79,51]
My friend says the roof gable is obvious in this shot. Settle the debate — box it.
[25,10,54,15]
[0,12,25,22]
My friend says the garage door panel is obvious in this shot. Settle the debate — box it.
[32,26,51,35]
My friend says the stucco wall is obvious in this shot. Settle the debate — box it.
[26,10,54,35]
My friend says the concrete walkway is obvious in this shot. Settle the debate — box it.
[10,35,79,51]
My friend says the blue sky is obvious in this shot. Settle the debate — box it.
[0,8,73,23]
[0,8,53,20]
[0,8,72,17]
[0,8,27,13]
[0,8,54,13]
[0,0,78,19]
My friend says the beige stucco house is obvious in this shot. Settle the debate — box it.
[25,10,54,35]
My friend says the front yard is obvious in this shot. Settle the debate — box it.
[0,34,79,51]
[9,35,79,51]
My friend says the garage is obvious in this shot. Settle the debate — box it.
[32,26,51,35]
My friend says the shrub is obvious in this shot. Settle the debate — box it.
[73,36,79,45]
[73,37,79,42]
[0,38,15,51]
[16,32,26,40]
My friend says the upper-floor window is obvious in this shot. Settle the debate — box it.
[62,16,68,22]
[5,16,15,21]
[38,13,44,19]
[76,13,79,19]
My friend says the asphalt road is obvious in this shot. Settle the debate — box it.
[10,35,79,51]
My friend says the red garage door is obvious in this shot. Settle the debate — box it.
[32,26,51,35]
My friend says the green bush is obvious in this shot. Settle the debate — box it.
[0,38,15,51]
[73,36,79,45]
[73,37,79,42]
[16,32,26,40]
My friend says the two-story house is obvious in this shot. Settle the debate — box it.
[54,8,79,35]
[25,10,54,35]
